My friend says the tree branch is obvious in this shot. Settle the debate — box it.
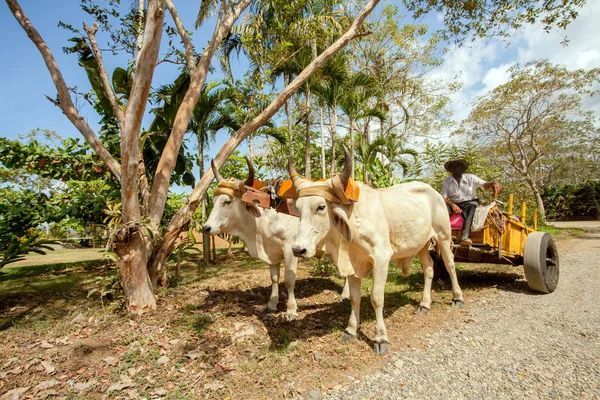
[121,0,167,222]
[6,0,122,181]
[83,22,126,128]
[147,0,253,227]
[165,0,195,72]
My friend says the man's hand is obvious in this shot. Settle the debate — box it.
[491,182,502,196]
[451,203,462,214]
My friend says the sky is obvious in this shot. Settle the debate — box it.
[1,0,599,168]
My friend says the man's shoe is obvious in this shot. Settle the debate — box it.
[459,239,472,247]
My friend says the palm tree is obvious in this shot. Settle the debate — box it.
[218,0,346,161]
[312,53,350,174]
[338,71,387,176]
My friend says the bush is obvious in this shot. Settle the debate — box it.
[542,180,600,220]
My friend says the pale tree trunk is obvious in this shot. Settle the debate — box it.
[527,177,547,225]
[330,107,337,173]
[197,139,211,268]
[248,134,254,160]
[363,118,371,184]
[115,231,156,313]
[146,0,254,230]
[304,90,312,177]
[349,119,355,178]
[319,101,326,178]
[285,73,294,158]
[136,0,145,64]
[211,236,217,262]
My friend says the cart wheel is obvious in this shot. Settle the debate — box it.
[523,232,559,293]
[433,254,449,282]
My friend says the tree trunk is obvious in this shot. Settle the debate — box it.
[198,139,211,268]
[176,248,181,281]
[285,73,294,158]
[248,134,254,160]
[530,179,548,225]
[211,236,217,262]
[304,89,312,178]
[136,0,145,64]
[363,118,371,184]
[114,231,156,314]
[330,107,337,173]
[319,101,326,178]
[349,119,355,178]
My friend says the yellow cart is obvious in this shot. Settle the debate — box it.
[433,194,559,293]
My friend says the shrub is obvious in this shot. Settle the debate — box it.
[542,180,600,220]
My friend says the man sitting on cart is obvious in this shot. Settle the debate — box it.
[441,159,502,247]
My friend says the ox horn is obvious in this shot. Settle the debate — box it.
[288,156,299,178]
[245,156,255,187]
[211,159,224,183]
[339,145,353,187]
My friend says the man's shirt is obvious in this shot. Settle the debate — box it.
[441,173,486,204]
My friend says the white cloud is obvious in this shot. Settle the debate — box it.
[481,63,513,92]
[432,2,600,123]
[515,2,600,70]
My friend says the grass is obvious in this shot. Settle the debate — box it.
[7,248,105,267]
[538,224,585,236]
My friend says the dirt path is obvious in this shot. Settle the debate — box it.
[325,223,600,399]
[552,220,600,254]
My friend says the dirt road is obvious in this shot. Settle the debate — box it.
[325,222,600,399]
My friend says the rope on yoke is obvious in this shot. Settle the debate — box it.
[297,174,354,204]
[214,179,246,198]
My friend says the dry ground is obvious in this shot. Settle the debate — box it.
[0,227,582,400]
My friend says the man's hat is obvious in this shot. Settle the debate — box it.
[444,159,469,172]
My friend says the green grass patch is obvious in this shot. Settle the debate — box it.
[538,224,585,236]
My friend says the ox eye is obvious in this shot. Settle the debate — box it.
[316,204,326,212]
[224,199,232,205]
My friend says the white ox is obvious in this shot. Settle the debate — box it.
[288,147,464,354]
[202,158,303,321]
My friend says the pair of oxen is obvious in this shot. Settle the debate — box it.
[203,148,464,355]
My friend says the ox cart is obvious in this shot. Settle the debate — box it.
[433,194,559,293]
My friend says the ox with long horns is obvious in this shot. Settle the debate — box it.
[289,147,464,354]
[203,157,304,320]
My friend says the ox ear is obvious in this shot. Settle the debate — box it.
[332,206,352,242]
[243,202,261,218]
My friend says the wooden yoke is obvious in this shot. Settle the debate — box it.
[240,186,271,209]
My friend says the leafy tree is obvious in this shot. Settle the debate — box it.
[0,188,56,268]
[462,60,600,224]
[338,71,387,173]
[404,0,586,43]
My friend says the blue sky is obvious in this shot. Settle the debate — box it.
[1,0,599,164]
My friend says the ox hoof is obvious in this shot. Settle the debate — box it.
[284,313,298,322]
[415,306,430,315]
[452,299,465,309]
[373,341,390,355]
[341,332,356,342]
[339,296,350,303]
[263,306,277,314]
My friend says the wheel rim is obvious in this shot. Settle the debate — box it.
[544,245,559,289]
